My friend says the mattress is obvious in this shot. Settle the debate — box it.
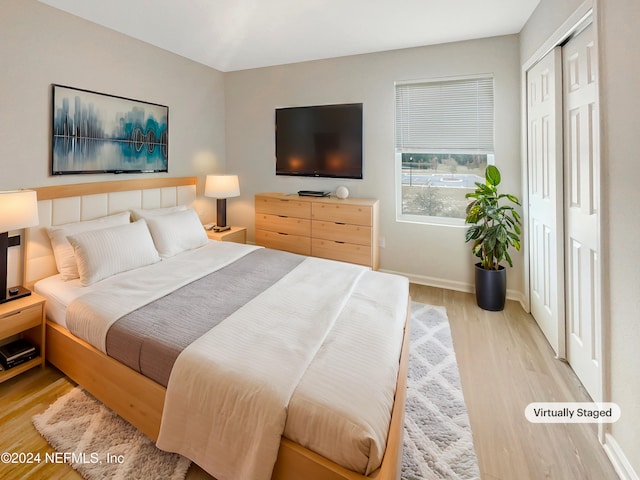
[35,241,409,478]
[34,274,89,328]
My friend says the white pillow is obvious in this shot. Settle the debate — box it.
[68,220,161,286]
[46,212,131,281]
[145,208,208,258]
[130,205,187,221]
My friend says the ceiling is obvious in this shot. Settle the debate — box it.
[39,0,540,72]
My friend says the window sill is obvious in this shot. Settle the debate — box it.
[396,214,467,228]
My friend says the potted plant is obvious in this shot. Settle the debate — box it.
[464,165,521,311]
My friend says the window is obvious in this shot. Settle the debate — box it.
[395,75,494,222]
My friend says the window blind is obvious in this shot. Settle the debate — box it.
[395,76,494,152]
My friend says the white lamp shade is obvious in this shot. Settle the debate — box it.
[0,190,39,233]
[205,175,240,199]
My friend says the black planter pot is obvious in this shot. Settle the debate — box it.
[474,263,507,311]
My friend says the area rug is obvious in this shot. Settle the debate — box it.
[32,302,477,480]
[402,302,480,480]
[32,387,190,480]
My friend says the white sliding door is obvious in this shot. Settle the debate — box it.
[526,47,565,357]
[563,24,601,401]
[526,21,602,401]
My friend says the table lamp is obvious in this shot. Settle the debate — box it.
[204,175,240,232]
[0,190,39,304]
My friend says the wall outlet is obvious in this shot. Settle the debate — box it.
[379,236,386,248]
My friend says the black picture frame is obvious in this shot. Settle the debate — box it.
[51,84,169,175]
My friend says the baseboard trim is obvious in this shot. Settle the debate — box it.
[381,269,473,294]
[603,433,639,480]
[380,269,526,309]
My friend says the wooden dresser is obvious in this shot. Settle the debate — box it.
[255,193,379,270]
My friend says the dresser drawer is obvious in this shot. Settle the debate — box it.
[255,196,311,218]
[256,214,311,236]
[256,230,311,256]
[0,304,43,338]
[312,220,371,246]
[311,203,372,226]
[311,239,372,267]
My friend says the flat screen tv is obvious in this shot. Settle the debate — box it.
[275,103,363,179]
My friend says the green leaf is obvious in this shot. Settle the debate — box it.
[465,206,480,224]
[476,183,495,196]
[465,226,481,242]
[505,250,514,268]
[485,165,501,186]
[485,233,496,253]
[497,226,508,244]
[506,193,521,205]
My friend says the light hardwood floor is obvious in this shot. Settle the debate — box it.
[0,285,618,480]
[410,285,618,480]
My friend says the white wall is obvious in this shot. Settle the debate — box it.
[520,0,586,63]
[521,0,640,476]
[225,35,523,295]
[598,0,640,476]
[1,0,227,284]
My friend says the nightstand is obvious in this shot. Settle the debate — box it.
[0,293,46,384]
[206,226,247,244]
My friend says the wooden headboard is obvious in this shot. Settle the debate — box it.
[24,177,197,289]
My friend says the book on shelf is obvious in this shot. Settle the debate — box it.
[0,339,38,369]
[1,353,37,370]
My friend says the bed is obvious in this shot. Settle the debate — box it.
[24,177,410,480]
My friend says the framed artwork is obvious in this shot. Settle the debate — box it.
[51,85,168,175]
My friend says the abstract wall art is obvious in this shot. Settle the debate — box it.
[52,85,168,175]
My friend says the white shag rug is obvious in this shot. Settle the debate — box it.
[33,387,190,480]
[402,302,480,480]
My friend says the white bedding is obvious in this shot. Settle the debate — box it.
[66,241,259,352]
[283,269,408,473]
[34,274,86,328]
[158,257,370,480]
[36,242,409,479]
[36,241,259,345]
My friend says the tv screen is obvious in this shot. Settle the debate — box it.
[275,103,363,179]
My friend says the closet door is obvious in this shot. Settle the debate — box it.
[563,23,601,401]
[527,47,565,356]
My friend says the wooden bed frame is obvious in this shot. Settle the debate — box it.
[24,177,410,480]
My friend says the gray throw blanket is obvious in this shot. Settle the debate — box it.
[105,248,305,386]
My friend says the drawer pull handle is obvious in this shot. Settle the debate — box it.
[335,241,345,244]
[278,232,289,236]
[335,222,345,225]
